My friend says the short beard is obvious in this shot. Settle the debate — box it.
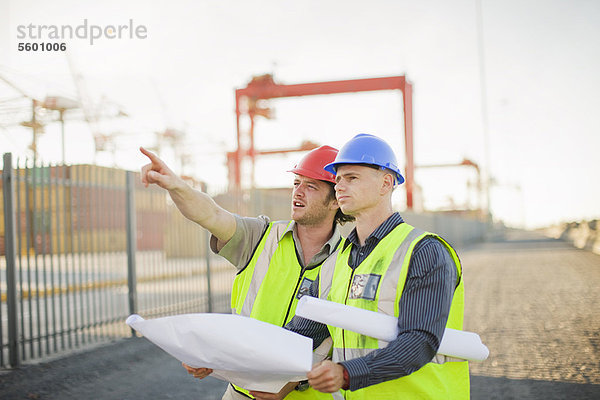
[293,197,334,226]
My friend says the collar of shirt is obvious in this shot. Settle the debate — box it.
[281,220,342,267]
[343,212,405,251]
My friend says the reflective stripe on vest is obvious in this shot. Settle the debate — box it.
[325,223,470,399]
[230,220,337,399]
[232,221,287,318]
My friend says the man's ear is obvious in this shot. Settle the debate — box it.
[328,196,340,211]
[380,172,395,195]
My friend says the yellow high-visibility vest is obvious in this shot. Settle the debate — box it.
[231,220,338,400]
[322,223,469,399]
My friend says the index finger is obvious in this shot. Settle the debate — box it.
[182,363,195,372]
[140,146,160,163]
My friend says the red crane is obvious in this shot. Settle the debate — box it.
[231,74,415,209]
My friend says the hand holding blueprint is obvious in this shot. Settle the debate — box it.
[295,296,489,361]
[126,313,312,392]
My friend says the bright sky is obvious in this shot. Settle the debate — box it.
[1,0,599,229]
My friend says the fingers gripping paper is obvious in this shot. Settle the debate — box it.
[126,313,312,392]
[295,296,489,362]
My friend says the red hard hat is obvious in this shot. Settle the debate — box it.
[288,145,338,183]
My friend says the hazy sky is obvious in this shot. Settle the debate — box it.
[1,0,599,229]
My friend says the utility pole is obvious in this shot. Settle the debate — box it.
[476,0,492,224]
[43,96,79,164]
[19,99,44,162]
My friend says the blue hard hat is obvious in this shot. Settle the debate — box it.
[324,133,405,185]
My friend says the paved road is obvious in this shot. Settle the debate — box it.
[1,229,599,399]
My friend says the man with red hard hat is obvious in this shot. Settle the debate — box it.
[140,145,352,400]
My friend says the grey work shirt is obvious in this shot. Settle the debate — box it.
[210,214,342,270]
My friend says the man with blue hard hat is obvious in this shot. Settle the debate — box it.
[287,133,469,399]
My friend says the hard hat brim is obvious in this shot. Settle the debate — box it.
[324,161,405,185]
[287,167,337,184]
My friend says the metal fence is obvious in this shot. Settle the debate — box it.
[1,153,236,368]
[1,152,492,370]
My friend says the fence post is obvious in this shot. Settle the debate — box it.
[125,171,137,336]
[201,182,212,313]
[2,153,20,367]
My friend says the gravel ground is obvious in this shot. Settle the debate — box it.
[463,229,600,399]
[1,229,599,399]
[0,337,228,400]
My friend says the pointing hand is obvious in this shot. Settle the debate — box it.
[140,147,182,190]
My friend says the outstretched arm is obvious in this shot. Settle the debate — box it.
[140,147,236,244]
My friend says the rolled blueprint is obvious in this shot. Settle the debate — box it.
[126,313,312,392]
[295,296,489,362]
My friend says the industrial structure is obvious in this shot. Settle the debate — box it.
[0,69,126,164]
[230,74,416,209]
[1,68,490,217]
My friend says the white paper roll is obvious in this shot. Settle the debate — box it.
[127,313,313,392]
[295,296,489,362]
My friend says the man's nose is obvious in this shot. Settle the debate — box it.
[294,185,305,197]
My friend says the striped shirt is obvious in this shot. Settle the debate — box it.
[286,212,459,391]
